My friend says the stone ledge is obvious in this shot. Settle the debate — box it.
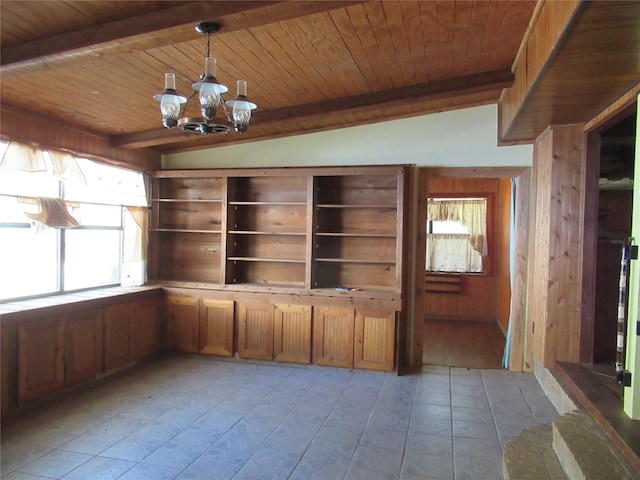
[503,422,568,480]
[552,410,639,480]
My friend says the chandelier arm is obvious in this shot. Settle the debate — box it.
[220,100,232,123]
[180,90,199,118]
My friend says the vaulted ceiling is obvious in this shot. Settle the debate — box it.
[0,1,534,163]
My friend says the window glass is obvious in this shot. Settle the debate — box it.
[65,159,147,206]
[72,203,121,227]
[0,226,59,299]
[63,229,121,291]
[0,168,60,198]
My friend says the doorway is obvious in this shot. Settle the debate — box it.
[420,169,519,370]
[590,108,637,397]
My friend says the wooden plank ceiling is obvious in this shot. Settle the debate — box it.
[0,1,534,165]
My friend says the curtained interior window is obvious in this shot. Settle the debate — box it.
[426,197,487,273]
[0,142,147,301]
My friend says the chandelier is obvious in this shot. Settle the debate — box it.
[153,22,257,135]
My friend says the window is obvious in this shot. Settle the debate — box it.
[426,197,487,273]
[0,143,147,301]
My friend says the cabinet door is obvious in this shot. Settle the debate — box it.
[237,301,274,360]
[274,304,311,364]
[200,299,234,356]
[65,309,104,385]
[1,325,18,411]
[133,298,161,359]
[354,309,395,371]
[104,303,134,371]
[166,296,200,353]
[18,317,65,404]
[313,306,354,368]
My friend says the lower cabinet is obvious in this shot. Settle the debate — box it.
[65,308,104,386]
[237,301,274,360]
[313,306,355,368]
[2,325,18,411]
[200,299,234,356]
[274,304,312,364]
[133,298,162,359]
[166,295,200,352]
[104,303,134,370]
[18,317,65,404]
[354,308,395,371]
[6,293,164,410]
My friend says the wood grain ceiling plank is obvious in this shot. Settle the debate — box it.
[481,1,510,73]
[401,2,428,84]
[342,4,395,91]
[492,3,532,70]
[451,1,474,79]
[274,17,345,100]
[464,1,491,76]
[214,29,303,110]
[362,2,406,89]
[328,7,384,92]
[381,2,418,86]
[418,1,440,83]
[308,12,369,97]
[436,1,456,80]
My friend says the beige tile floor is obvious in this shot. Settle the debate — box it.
[1,355,558,479]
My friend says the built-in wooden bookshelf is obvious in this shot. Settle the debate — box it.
[313,174,403,293]
[148,166,405,296]
[149,174,225,284]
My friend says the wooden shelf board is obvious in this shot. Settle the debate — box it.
[229,230,306,236]
[227,257,306,263]
[151,199,222,203]
[230,201,307,206]
[315,258,395,264]
[315,231,396,238]
[316,204,396,209]
[150,228,222,234]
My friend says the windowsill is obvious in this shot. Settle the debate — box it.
[0,285,163,324]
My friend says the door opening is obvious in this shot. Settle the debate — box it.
[592,109,636,397]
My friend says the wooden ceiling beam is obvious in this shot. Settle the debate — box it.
[1,1,363,78]
[112,68,514,149]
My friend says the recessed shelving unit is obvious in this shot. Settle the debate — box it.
[148,167,405,294]
[149,174,225,284]
[312,174,403,292]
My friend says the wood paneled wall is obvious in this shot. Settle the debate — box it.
[528,125,586,368]
[424,176,501,322]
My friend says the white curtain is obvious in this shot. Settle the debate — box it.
[427,198,487,255]
[426,233,483,273]
[121,207,148,287]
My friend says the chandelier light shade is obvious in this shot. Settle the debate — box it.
[153,22,257,135]
[152,73,187,129]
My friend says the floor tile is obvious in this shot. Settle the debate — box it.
[60,455,134,479]
[1,357,558,480]
[60,429,123,455]
[117,462,183,480]
[98,435,164,462]
[18,449,91,478]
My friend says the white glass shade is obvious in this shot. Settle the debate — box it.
[153,73,186,128]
